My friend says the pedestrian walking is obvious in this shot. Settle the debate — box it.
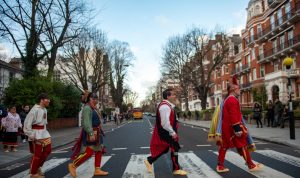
[23,93,51,178]
[69,93,108,177]
[273,98,283,127]
[253,102,263,128]
[144,88,187,176]
[267,100,274,127]
[2,106,22,152]
[210,76,263,173]
[0,105,8,143]
[183,112,187,121]
[19,105,30,142]
[195,110,200,120]
[187,110,192,120]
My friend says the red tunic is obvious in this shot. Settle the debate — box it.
[150,101,178,158]
[221,95,247,148]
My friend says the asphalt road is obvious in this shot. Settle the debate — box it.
[1,115,300,178]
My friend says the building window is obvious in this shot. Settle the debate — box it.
[257,24,262,37]
[286,2,291,19]
[53,70,60,81]
[280,35,285,50]
[251,48,255,60]
[274,63,279,71]
[259,45,264,58]
[273,40,277,53]
[240,76,243,84]
[288,30,293,46]
[253,68,257,80]
[277,9,283,25]
[270,15,275,30]
[225,66,229,73]
[247,55,251,65]
[250,28,254,42]
[9,72,14,82]
[260,66,265,77]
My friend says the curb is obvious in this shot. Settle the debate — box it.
[179,121,300,150]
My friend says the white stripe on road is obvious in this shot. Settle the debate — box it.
[140,147,150,149]
[10,158,69,178]
[212,151,293,178]
[147,118,153,128]
[178,152,222,178]
[256,150,300,167]
[112,148,127,150]
[196,144,211,147]
[122,154,154,178]
[64,156,111,178]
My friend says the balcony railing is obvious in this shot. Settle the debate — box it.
[257,35,300,63]
[257,3,300,42]
[268,0,284,8]
[230,68,242,76]
[240,83,252,90]
[241,64,250,72]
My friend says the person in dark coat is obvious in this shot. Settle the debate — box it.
[253,103,263,128]
[266,100,274,127]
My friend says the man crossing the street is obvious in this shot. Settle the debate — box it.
[23,93,51,178]
[144,88,187,176]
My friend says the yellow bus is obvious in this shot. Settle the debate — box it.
[132,108,143,119]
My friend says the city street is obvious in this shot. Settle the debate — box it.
[1,116,300,178]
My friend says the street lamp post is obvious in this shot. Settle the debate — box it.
[283,57,295,140]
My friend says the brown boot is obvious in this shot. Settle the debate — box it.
[30,173,45,178]
[94,167,109,176]
[68,163,77,177]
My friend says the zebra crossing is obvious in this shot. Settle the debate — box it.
[6,149,300,178]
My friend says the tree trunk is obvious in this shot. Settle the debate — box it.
[47,49,58,79]
[23,56,39,78]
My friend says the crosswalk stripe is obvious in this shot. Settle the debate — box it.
[179,152,222,178]
[63,156,111,178]
[9,158,69,178]
[213,151,293,178]
[256,150,300,167]
[122,154,154,178]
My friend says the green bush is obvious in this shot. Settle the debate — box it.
[3,77,81,119]
[241,108,253,116]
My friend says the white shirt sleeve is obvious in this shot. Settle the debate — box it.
[159,105,176,136]
[23,110,35,138]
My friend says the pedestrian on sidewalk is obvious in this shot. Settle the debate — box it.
[19,105,30,142]
[253,102,263,128]
[144,88,187,176]
[267,100,274,127]
[69,93,108,177]
[187,110,192,120]
[2,106,22,152]
[273,98,283,127]
[195,110,200,120]
[23,93,51,178]
[214,76,263,173]
[183,112,187,121]
[0,105,8,143]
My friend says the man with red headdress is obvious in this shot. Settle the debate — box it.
[144,88,187,176]
[216,76,263,173]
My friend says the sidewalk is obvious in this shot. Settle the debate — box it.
[180,119,300,150]
[0,120,127,168]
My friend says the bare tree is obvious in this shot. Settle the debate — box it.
[108,40,134,111]
[0,0,90,78]
[59,28,109,92]
[185,27,229,109]
[161,34,193,111]
[123,89,139,107]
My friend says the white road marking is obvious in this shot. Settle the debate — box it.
[112,148,127,151]
[202,128,207,132]
[212,151,293,178]
[196,144,211,147]
[141,147,150,149]
[10,158,69,178]
[52,150,69,154]
[122,154,154,178]
[0,163,25,171]
[64,156,111,178]
[256,150,300,167]
[147,118,153,128]
[179,152,222,178]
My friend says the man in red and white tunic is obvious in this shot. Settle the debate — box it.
[217,76,263,173]
[144,88,187,176]
[24,93,51,178]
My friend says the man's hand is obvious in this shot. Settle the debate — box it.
[172,133,179,142]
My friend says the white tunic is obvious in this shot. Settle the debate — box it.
[23,104,51,140]
[1,112,22,132]
[159,100,176,136]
